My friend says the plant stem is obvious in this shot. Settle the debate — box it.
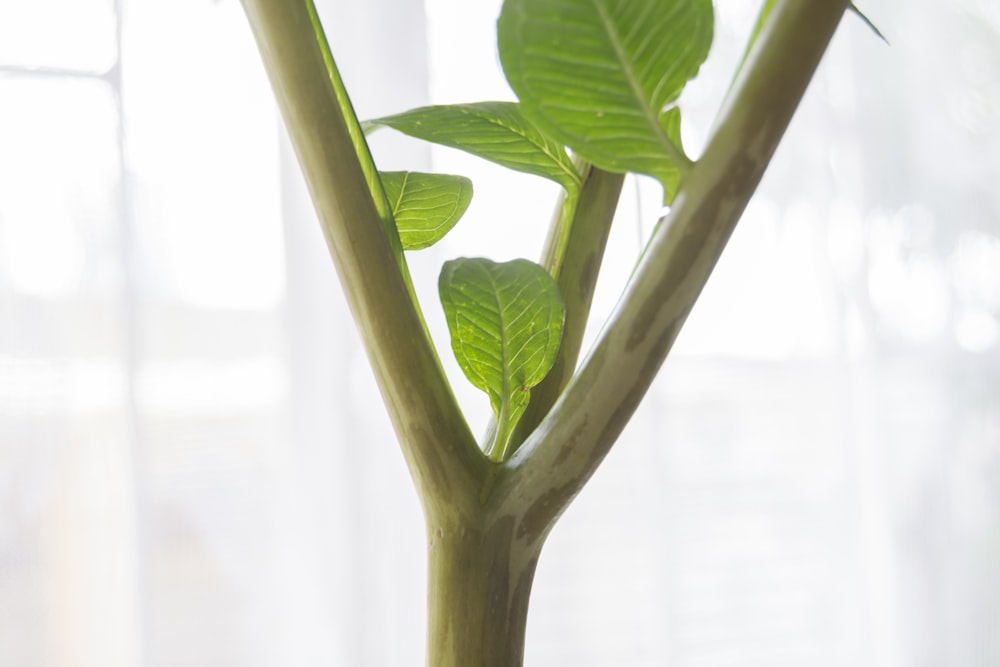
[240,0,487,509]
[425,512,541,667]
[244,1,852,665]
[499,0,852,534]
[507,164,625,456]
[303,0,395,240]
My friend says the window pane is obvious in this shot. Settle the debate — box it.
[0,356,140,667]
[123,0,284,311]
[0,78,120,302]
[0,0,116,72]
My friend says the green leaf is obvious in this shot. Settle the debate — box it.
[365,102,582,194]
[660,106,684,176]
[439,258,565,461]
[380,171,473,250]
[497,0,713,201]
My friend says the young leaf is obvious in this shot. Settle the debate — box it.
[439,258,565,461]
[366,102,582,194]
[497,0,713,201]
[380,171,473,250]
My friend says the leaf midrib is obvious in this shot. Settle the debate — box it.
[460,105,582,191]
[588,0,687,169]
[487,269,512,420]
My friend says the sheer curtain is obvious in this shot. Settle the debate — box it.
[1,1,998,666]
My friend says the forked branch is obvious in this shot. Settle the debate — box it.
[240,0,487,513]
[499,0,852,538]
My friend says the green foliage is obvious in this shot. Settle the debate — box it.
[359,0,718,433]
[366,102,582,194]
[497,0,713,201]
[380,171,473,250]
[438,258,565,461]
[246,0,858,661]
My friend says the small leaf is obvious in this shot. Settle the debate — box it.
[497,0,713,201]
[366,102,582,194]
[439,258,565,461]
[380,171,473,250]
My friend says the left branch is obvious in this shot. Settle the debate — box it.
[240,0,487,511]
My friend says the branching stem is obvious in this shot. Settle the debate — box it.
[242,1,852,665]
[240,0,487,513]
[498,0,852,537]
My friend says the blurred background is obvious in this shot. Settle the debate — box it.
[1,0,998,665]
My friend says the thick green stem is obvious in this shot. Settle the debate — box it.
[239,0,487,509]
[508,165,625,455]
[425,512,541,667]
[499,0,851,531]
[244,1,851,665]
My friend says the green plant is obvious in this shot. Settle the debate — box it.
[238,0,873,664]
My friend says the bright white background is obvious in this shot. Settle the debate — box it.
[1,0,998,666]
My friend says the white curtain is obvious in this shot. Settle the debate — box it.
[1,0,998,666]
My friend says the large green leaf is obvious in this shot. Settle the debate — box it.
[365,102,582,193]
[439,258,565,461]
[380,171,473,250]
[497,0,713,200]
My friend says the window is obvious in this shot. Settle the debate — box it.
[2,0,998,665]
